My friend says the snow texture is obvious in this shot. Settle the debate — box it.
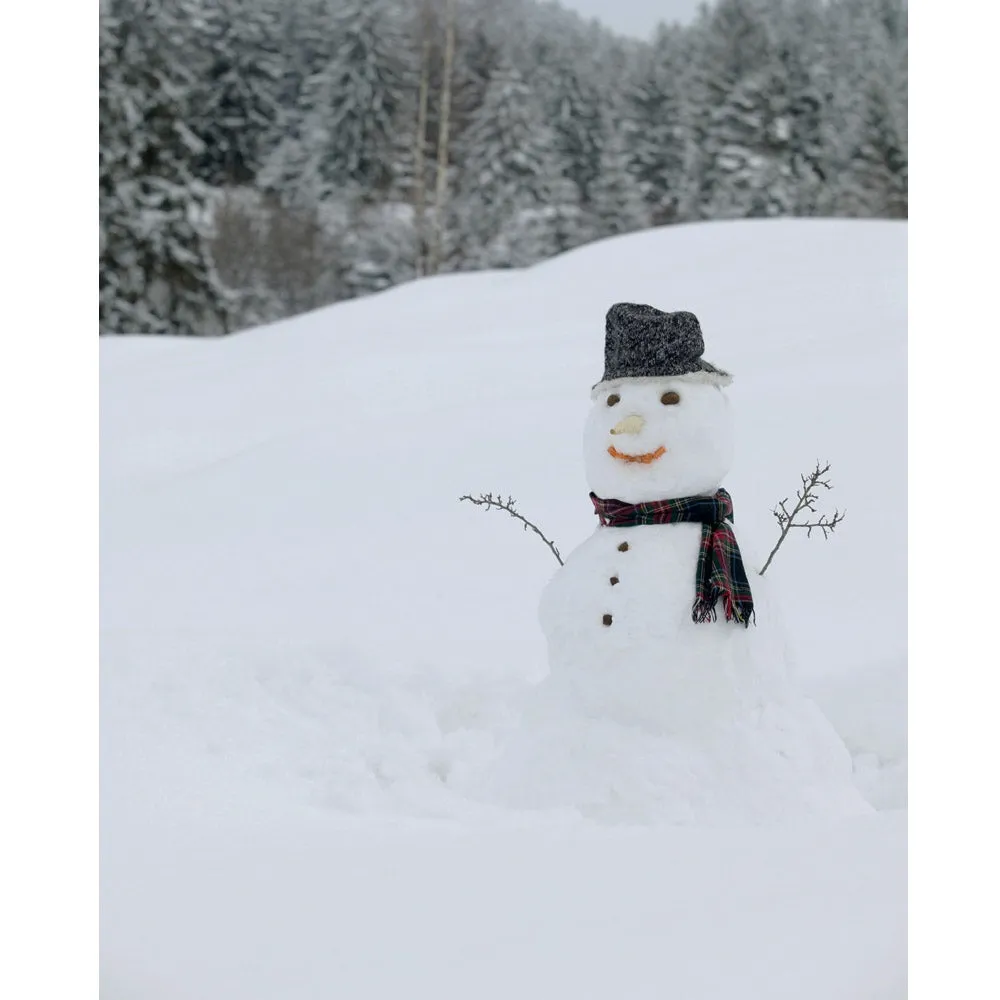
[101,219,906,999]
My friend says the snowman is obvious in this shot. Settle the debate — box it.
[484,304,872,825]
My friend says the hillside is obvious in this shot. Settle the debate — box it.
[100,218,907,999]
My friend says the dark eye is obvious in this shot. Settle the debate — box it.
[606,393,621,407]
[661,391,680,405]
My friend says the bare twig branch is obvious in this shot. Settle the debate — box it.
[759,461,846,576]
[459,492,564,565]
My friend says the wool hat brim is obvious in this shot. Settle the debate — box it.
[591,364,733,398]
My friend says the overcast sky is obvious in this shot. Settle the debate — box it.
[557,0,703,39]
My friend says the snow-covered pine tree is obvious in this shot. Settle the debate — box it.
[256,111,334,213]
[341,201,418,297]
[588,108,650,238]
[454,60,566,268]
[308,0,410,195]
[821,0,907,218]
[542,61,604,210]
[489,172,590,266]
[188,0,285,187]
[776,0,835,215]
[100,0,233,336]
[260,0,410,202]
[401,0,526,275]
[449,0,506,132]
[273,0,338,109]
[514,52,594,251]
[621,25,692,225]
[838,71,907,218]
[684,0,807,219]
[440,0,559,266]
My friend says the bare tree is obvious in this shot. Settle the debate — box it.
[208,188,269,295]
[428,0,456,275]
[459,492,564,565]
[413,1,433,277]
[759,461,847,576]
[207,188,346,328]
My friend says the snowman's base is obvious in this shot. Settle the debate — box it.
[512,520,874,825]
[478,682,873,827]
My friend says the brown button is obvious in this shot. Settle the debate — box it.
[618,542,629,552]
[610,576,619,586]
[602,614,613,626]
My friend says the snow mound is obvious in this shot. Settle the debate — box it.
[807,656,908,811]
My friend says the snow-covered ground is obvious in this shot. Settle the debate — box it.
[101,219,907,999]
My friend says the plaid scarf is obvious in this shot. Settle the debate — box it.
[590,488,755,627]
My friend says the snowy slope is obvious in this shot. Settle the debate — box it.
[101,219,907,999]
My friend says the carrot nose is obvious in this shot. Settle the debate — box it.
[610,414,645,435]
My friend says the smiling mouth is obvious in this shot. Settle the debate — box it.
[607,445,666,464]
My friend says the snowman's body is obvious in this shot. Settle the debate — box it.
[485,355,872,825]
[540,519,778,737]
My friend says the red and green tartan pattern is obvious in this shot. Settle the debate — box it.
[589,488,755,627]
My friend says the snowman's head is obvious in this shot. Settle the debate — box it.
[584,376,734,503]
[585,304,734,502]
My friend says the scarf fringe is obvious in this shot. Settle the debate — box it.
[692,597,719,624]
[693,593,755,628]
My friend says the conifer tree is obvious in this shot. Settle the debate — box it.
[455,61,565,267]
[622,26,692,224]
[589,111,650,238]
[190,0,285,187]
[100,0,232,336]
[261,0,410,205]
[821,0,907,218]
[544,64,605,209]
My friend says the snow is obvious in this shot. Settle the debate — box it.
[101,218,906,998]
[102,812,905,1000]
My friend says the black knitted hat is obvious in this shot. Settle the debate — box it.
[593,303,731,392]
